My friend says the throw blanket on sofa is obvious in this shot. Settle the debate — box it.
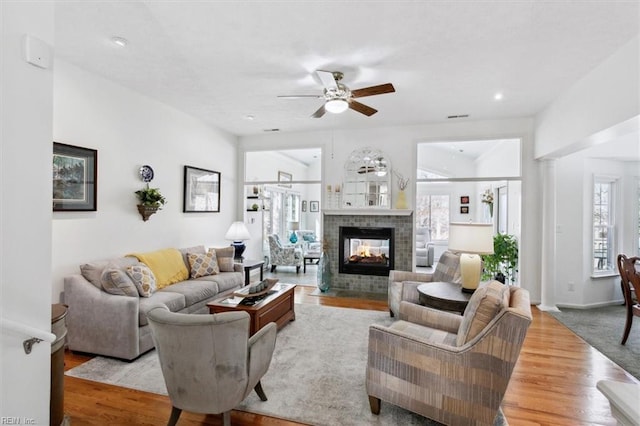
[128,248,188,289]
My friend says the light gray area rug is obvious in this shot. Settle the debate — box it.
[66,304,506,425]
[549,305,640,380]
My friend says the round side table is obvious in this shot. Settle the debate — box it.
[417,282,472,315]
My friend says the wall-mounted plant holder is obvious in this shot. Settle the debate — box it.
[137,204,159,222]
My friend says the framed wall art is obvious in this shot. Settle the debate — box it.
[310,200,319,212]
[460,196,469,204]
[183,165,221,213]
[460,206,469,214]
[278,171,292,188]
[301,200,307,212]
[52,142,97,211]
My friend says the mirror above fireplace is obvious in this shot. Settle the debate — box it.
[342,147,391,209]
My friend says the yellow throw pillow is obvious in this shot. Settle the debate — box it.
[127,248,188,289]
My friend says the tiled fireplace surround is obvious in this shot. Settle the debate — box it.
[323,211,413,294]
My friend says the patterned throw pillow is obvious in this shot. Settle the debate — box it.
[100,268,138,297]
[456,281,508,346]
[209,247,235,272]
[188,251,219,278]
[126,263,157,297]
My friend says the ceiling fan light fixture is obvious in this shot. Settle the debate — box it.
[325,99,349,114]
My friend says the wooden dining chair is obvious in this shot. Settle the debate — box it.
[616,254,640,345]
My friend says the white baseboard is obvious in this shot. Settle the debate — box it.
[555,300,624,310]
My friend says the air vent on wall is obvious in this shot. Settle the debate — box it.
[447,114,469,119]
[263,128,280,132]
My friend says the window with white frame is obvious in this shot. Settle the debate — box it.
[416,192,450,241]
[593,176,617,274]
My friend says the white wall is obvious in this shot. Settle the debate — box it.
[1,3,54,422]
[52,60,239,303]
[535,36,639,159]
[555,152,639,307]
[239,118,542,302]
[535,35,639,308]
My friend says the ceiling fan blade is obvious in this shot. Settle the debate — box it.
[351,83,395,98]
[277,95,323,99]
[316,70,338,90]
[311,104,326,118]
[349,100,377,116]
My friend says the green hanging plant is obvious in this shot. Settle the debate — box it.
[481,233,519,283]
[135,186,167,209]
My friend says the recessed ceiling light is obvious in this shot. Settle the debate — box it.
[494,92,504,101]
[244,115,255,121]
[111,37,128,47]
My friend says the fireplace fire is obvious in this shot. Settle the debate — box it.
[339,226,394,276]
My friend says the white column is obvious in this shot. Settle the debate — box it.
[538,159,560,311]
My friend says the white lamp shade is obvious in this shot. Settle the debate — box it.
[224,221,251,241]
[448,222,494,293]
[448,222,494,254]
[289,221,300,231]
[325,99,349,114]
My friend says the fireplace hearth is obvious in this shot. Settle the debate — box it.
[339,226,394,276]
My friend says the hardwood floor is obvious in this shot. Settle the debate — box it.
[64,286,637,425]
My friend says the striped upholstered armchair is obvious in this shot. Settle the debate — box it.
[388,250,461,317]
[367,281,531,425]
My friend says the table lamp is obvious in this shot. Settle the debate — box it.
[447,222,494,293]
[289,221,300,244]
[224,221,251,261]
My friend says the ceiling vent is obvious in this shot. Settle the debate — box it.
[263,128,280,132]
[447,114,469,119]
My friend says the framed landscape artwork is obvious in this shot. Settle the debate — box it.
[183,165,221,213]
[52,142,97,211]
[310,200,319,212]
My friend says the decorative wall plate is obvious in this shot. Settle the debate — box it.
[139,165,154,182]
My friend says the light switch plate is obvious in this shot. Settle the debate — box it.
[23,35,51,69]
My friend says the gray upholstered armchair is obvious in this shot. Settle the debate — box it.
[268,234,303,273]
[367,282,532,425]
[147,306,277,426]
[388,250,461,317]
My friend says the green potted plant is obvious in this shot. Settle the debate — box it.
[481,233,519,284]
[134,186,166,221]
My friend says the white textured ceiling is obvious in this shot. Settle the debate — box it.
[54,1,639,137]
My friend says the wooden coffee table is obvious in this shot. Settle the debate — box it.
[207,283,296,336]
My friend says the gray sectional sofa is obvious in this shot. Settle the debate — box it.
[63,245,243,360]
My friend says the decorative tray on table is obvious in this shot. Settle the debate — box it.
[233,278,279,299]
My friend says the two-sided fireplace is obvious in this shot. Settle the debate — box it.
[339,226,394,276]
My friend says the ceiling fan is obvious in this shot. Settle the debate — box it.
[278,70,395,118]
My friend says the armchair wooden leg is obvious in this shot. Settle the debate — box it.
[368,395,381,415]
[222,411,231,426]
[167,406,182,426]
[389,309,395,318]
[621,281,633,345]
[296,266,300,274]
[271,265,276,272]
[254,380,268,401]
[621,304,633,345]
